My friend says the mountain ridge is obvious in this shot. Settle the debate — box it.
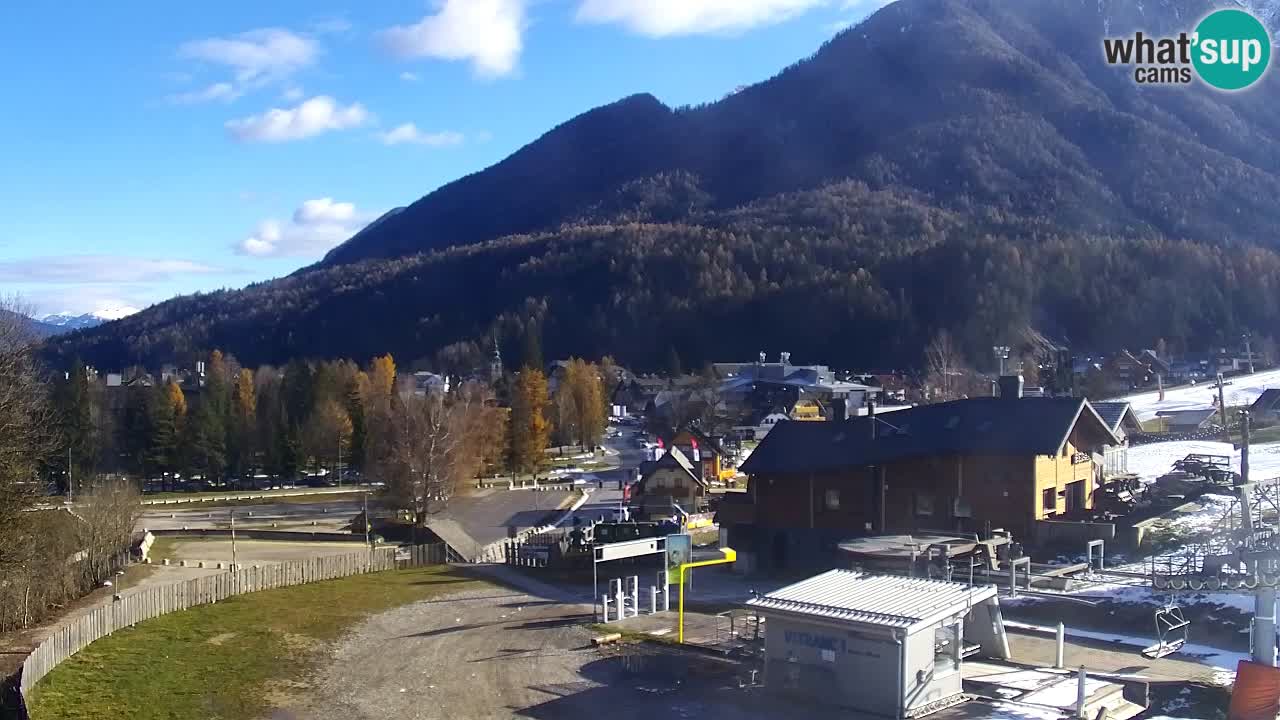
[45,0,1280,372]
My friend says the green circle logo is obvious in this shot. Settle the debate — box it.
[1192,9,1271,90]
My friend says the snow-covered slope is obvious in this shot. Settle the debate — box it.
[41,307,139,332]
[1128,438,1280,482]
[1121,368,1280,422]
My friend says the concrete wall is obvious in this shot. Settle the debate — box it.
[1034,519,1116,545]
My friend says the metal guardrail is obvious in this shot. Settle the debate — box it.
[140,487,372,506]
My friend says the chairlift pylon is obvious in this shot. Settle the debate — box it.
[1141,601,1189,659]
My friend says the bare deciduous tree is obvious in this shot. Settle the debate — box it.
[77,478,142,584]
[375,382,498,535]
[0,297,57,568]
[924,330,966,402]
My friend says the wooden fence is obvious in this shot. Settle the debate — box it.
[18,543,443,698]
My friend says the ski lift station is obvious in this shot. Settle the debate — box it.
[746,570,1007,718]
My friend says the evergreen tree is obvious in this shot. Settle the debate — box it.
[229,368,256,477]
[521,322,544,372]
[665,345,684,379]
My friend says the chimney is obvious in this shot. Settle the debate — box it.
[998,375,1024,400]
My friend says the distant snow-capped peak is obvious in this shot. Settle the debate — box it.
[41,306,138,329]
[90,306,139,321]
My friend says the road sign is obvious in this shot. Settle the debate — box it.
[595,536,664,563]
[666,533,692,585]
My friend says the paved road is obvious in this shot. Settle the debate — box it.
[438,430,648,547]
[439,488,575,547]
[139,499,361,532]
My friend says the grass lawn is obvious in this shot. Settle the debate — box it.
[26,565,478,720]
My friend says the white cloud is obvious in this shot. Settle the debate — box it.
[281,86,305,101]
[237,198,376,257]
[380,0,524,78]
[0,256,222,284]
[377,123,465,147]
[167,82,241,104]
[179,28,319,87]
[294,197,357,224]
[575,0,830,36]
[226,96,370,143]
[400,71,420,82]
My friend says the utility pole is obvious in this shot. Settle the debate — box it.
[1245,333,1256,374]
[67,445,73,504]
[337,435,342,488]
[363,490,371,554]
[1218,373,1229,443]
[230,509,238,592]
[1240,410,1253,537]
[1239,409,1277,666]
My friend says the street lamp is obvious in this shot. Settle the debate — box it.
[993,346,1011,376]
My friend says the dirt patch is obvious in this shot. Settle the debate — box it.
[279,633,322,654]
[206,632,237,646]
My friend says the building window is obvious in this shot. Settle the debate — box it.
[824,488,841,511]
[1042,488,1056,513]
[934,623,959,676]
[914,492,935,517]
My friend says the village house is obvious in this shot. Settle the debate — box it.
[733,409,793,441]
[1156,408,1219,434]
[1249,389,1280,424]
[718,377,1118,571]
[659,428,729,484]
[1089,401,1142,480]
[632,446,709,516]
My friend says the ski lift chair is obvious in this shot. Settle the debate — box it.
[1141,602,1190,659]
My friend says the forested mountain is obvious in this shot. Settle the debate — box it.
[3,311,59,340]
[47,0,1280,372]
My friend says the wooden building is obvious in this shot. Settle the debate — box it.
[719,392,1118,571]
[633,446,708,514]
[660,428,728,484]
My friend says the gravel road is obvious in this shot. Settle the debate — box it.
[270,584,774,720]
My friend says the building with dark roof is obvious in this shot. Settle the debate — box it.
[1089,401,1142,478]
[633,446,709,517]
[1249,389,1280,422]
[1155,408,1219,433]
[720,392,1118,571]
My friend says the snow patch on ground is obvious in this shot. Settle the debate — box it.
[1127,440,1280,484]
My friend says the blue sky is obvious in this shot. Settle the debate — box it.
[0,0,890,318]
